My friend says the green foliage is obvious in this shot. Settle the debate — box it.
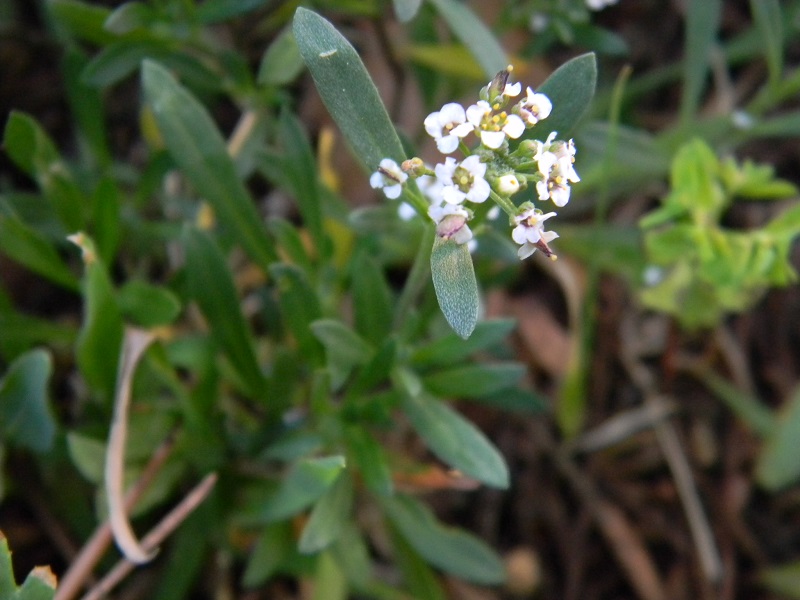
[640,138,798,329]
[2,0,799,596]
[0,533,56,600]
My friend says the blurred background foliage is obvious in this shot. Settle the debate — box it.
[1,0,800,598]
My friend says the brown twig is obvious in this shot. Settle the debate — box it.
[80,473,218,600]
[55,438,176,600]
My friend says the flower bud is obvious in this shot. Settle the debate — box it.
[496,173,521,196]
[402,157,428,178]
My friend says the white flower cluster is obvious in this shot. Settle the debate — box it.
[370,67,580,260]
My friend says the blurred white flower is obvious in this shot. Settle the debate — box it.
[515,87,552,126]
[369,158,407,199]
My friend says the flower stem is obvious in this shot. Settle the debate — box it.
[489,189,518,218]
[393,223,435,331]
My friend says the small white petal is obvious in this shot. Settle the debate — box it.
[439,102,466,124]
[424,113,442,137]
[502,114,526,139]
[442,186,466,205]
[466,102,490,126]
[518,242,537,259]
[451,122,475,138]
[398,202,416,221]
[551,186,570,207]
[466,177,490,203]
[511,225,528,244]
[504,82,522,97]
[480,130,506,149]
[460,155,486,177]
[536,181,549,201]
[384,184,402,199]
[436,135,459,154]
[369,171,384,189]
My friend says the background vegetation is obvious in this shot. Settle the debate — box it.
[1,0,800,599]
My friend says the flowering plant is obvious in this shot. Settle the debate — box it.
[371,67,579,266]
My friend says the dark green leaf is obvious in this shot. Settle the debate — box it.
[242,522,294,588]
[142,60,276,271]
[91,177,120,263]
[426,0,507,78]
[680,0,721,124]
[239,456,346,524]
[382,495,506,585]
[0,349,56,453]
[195,0,268,23]
[4,112,85,231]
[396,369,509,488]
[103,2,154,34]
[118,280,181,327]
[258,27,304,86]
[0,209,79,291]
[388,526,447,600]
[756,386,800,490]
[423,363,525,399]
[74,239,123,400]
[183,227,267,398]
[63,48,111,167]
[48,0,115,45]
[529,53,597,139]
[411,318,515,368]
[430,236,478,340]
[275,111,324,246]
[293,8,406,170]
[750,0,783,87]
[267,218,313,273]
[269,264,324,365]
[348,338,396,397]
[351,251,393,345]
[311,319,373,390]
[345,426,394,496]
[298,473,354,554]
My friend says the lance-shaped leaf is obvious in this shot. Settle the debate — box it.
[395,369,509,489]
[141,60,276,272]
[430,235,478,340]
[293,8,405,170]
[0,349,56,453]
[528,53,597,140]
[382,494,506,585]
[183,227,268,398]
[427,0,507,78]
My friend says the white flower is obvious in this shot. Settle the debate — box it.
[466,100,526,149]
[429,202,473,245]
[369,158,407,199]
[423,102,474,154]
[536,153,578,207]
[516,87,552,126]
[586,0,618,10]
[435,155,491,204]
[534,133,580,207]
[511,207,558,259]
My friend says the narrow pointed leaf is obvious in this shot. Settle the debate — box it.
[183,227,267,398]
[396,369,508,489]
[382,495,506,585]
[141,60,276,271]
[430,236,478,339]
[293,8,405,170]
[427,0,507,78]
[0,349,56,453]
[298,473,353,554]
[529,53,597,139]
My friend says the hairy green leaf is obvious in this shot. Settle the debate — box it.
[430,236,478,339]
